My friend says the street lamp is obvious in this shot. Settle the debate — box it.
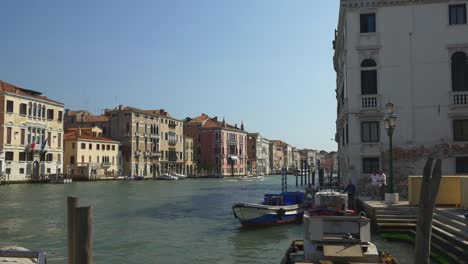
[384,102,397,194]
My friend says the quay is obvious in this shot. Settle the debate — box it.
[359,199,468,264]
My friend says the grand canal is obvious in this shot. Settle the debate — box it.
[0,176,414,263]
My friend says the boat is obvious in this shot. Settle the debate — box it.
[232,192,306,227]
[281,191,398,264]
[173,173,187,179]
[133,175,144,181]
[154,173,178,180]
[237,175,264,181]
[123,176,134,181]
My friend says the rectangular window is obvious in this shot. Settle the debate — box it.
[360,13,376,33]
[456,157,468,173]
[19,152,26,161]
[6,100,14,113]
[47,109,54,120]
[72,142,76,149]
[449,4,467,25]
[20,168,25,174]
[112,145,115,151]
[89,143,92,150]
[97,144,100,150]
[346,123,349,144]
[361,121,380,142]
[454,119,468,141]
[20,103,27,115]
[70,156,75,164]
[5,152,14,161]
[48,132,52,147]
[6,127,12,144]
[58,133,61,148]
[81,143,86,149]
[46,153,53,162]
[21,129,25,145]
[363,157,380,174]
[58,111,63,122]
[361,70,377,94]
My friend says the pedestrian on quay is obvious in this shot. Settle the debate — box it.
[371,171,379,200]
[378,170,387,201]
[343,179,356,210]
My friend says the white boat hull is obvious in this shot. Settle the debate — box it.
[232,203,305,226]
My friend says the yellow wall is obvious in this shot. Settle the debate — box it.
[408,175,468,206]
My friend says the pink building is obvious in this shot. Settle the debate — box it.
[184,114,248,176]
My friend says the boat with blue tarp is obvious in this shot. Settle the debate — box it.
[232,192,306,227]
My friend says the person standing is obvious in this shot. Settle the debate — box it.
[378,170,387,201]
[343,179,357,210]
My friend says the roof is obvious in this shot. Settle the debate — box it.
[0,80,64,105]
[111,106,175,119]
[187,114,245,132]
[271,140,288,147]
[64,131,118,143]
[67,110,89,116]
[82,115,109,123]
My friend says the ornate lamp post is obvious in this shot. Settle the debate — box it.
[384,102,398,196]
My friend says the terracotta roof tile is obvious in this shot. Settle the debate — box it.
[83,115,109,122]
[0,80,64,105]
[64,132,117,142]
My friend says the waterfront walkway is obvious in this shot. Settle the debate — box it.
[358,199,468,263]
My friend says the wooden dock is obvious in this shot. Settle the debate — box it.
[359,199,468,264]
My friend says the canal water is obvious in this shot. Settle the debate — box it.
[0,176,414,264]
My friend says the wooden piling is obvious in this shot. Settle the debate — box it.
[67,196,78,264]
[73,206,94,264]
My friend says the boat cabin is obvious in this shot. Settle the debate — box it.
[263,192,304,206]
[314,190,348,211]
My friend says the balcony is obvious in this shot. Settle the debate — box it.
[451,91,468,106]
[227,139,237,145]
[134,150,141,157]
[150,134,160,139]
[102,162,111,168]
[361,95,380,111]
[151,151,161,158]
[168,139,178,145]
[168,122,177,129]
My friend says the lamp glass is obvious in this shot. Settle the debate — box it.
[384,118,390,129]
[386,102,394,114]
[389,114,397,127]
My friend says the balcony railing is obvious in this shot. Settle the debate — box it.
[452,91,468,105]
[227,139,237,144]
[361,95,379,110]
[168,139,178,145]
[151,151,161,158]
[150,134,160,139]
[102,162,111,168]
[168,123,177,129]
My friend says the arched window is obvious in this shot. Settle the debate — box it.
[361,59,377,95]
[451,51,468,92]
[33,103,37,117]
[89,155,91,163]
[38,104,41,118]
[81,155,84,163]
[136,122,139,132]
[97,156,100,163]
[156,125,159,135]
[145,124,147,134]
[42,106,46,118]
[28,103,32,116]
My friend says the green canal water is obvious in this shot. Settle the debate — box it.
[0,176,414,264]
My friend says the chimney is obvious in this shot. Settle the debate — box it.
[222,117,226,127]
[241,121,244,131]
[118,105,123,110]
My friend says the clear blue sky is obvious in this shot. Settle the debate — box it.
[0,0,339,151]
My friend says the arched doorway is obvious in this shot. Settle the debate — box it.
[32,161,40,179]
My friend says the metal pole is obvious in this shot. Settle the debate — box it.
[388,130,394,193]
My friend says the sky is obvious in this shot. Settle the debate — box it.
[0,0,339,151]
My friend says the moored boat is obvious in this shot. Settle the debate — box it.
[232,192,306,227]
[154,173,178,180]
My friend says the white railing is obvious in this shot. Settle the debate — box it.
[361,95,379,109]
[452,92,468,105]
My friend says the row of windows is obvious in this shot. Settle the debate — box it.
[6,100,63,122]
[362,157,468,174]
[72,142,116,151]
[5,151,60,162]
[69,155,116,165]
[6,127,61,148]
[341,119,468,145]
[360,5,466,34]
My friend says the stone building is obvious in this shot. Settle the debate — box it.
[269,140,286,174]
[184,136,194,176]
[184,114,248,176]
[247,133,270,175]
[0,80,64,181]
[334,0,468,194]
[63,127,120,179]
[64,110,110,136]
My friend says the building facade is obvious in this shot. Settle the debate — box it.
[64,127,120,179]
[184,136,194,176]
[247,133,270,175]
[64,110,110,136]
[269,140,286,174]
[334,0,468,195]
[184,114,248,176]
[0,80,64,181]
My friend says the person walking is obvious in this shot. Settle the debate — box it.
[371,171,379,200]
[378,170,387,201]
[343,179,357,210]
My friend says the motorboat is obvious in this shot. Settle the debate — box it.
[281,191,397,264]
[173,173,187,179]
[232,192,306,227]
[154,173,178,180]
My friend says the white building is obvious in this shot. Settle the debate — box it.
[334,0,468,195]
[247,133,270,175]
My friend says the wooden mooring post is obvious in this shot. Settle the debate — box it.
[67,196,94,264]
[414,158,442,264]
